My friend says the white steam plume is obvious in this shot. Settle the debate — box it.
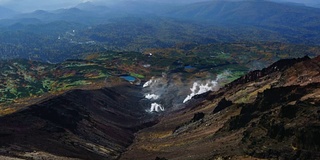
[145,94,160,100]
[143,78,156,88]
[146,103,164,112]
[142,70,231,113]
[143,77,167,113]
[183,80,218,103]
[183,71,230,103]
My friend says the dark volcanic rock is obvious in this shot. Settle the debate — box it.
[0,85,155,160]
[280,105,300,119]
[212,98,233,114]
[237,83,320,159]
[190,112,205,122]
[155,157,168,160]
[227,56,310,86]
[295,126,320,151]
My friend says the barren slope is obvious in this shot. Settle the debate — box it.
[0,85,155,160]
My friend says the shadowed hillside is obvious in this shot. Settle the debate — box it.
[0,85,156,160]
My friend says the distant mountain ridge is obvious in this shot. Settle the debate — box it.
[0,6,18,19]
[168,0,320,25]
[0,0,320,62]
[75,1,109,11]
[2,0,319,24]
[1,0,320,28]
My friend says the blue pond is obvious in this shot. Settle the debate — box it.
[184,65,196,70]
[120,76,136,82]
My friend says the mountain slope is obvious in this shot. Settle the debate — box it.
[0,85,155,160]
[75,2,110,12]
[0,6,18,19]
[168,0,320,44]
[120,56,320,160]
[169,0,320,25]
[1,0,320,60]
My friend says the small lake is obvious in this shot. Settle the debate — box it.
[120,75,136,82]
[184,65,196,70]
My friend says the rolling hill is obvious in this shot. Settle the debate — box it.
[169,1,320,35]
[0,6,18,20]
[0,0,320,63]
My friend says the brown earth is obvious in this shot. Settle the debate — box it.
[0,85,156,160]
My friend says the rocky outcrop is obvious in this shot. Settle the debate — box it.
[190,112,205,122]
[212,98,233,114]
[229,83,320,159]
[228,56,310,85]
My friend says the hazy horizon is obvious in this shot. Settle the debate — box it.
[0,0,318,12]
